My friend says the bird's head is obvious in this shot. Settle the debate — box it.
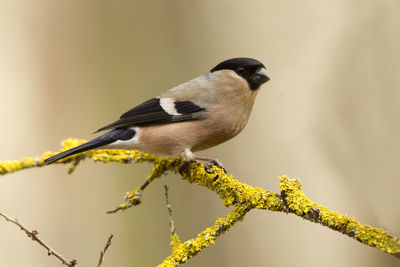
[210,57,270,90]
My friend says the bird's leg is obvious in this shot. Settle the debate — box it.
[179,149,197,174]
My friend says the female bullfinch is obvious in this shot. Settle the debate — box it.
[45,57,270,169]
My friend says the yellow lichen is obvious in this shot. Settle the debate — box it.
[158,206,249,266]
[169,234,181,250]
[1,138,399,264]
[278,176,400,256]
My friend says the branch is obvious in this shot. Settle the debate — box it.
[163,185,181,252]
[1,138,399,265]
[164,185,176,236]
[97,234,114,267]
[0,211,77,267]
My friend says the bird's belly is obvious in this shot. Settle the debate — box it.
[136,108,250,156]
[191,110,249,151]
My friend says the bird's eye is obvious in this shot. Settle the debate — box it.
[236,67,245,75]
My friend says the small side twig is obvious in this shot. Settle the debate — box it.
[163,185,181,252]
[164,185,175,235]
[0,211,77,267]
[97,234,114,267]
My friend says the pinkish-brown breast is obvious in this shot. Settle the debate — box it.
[136,70,259,156]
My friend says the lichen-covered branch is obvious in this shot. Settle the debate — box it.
[1,138,399,265]
[159,205,251,266]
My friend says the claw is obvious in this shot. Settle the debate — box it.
[204,164,215,174]
[179,160,194,175]
[179,156,227,174]
[211,174,219,183]
[205,161,227,174]
[194,156,227,174]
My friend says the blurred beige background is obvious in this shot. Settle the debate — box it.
[1,1,399,266]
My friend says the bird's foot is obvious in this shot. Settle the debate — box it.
[178,157,227,174]
[178,150,227,174]
[194,156,227,174]
[178,160,196,175]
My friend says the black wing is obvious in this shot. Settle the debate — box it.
[95,98,206,132]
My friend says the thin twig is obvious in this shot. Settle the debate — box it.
[0,211,77,266]
[164,185,175,235]
[97,234,114,267]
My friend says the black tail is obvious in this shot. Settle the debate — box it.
[44,128,136,164]
[44,138,113,164]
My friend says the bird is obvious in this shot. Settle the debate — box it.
[44,57,270,170]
